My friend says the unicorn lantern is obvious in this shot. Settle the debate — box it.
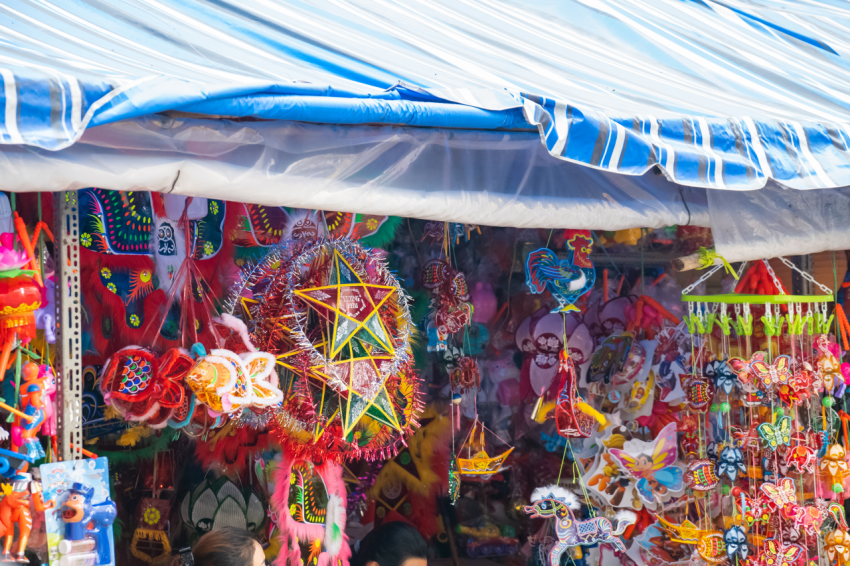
[524,485,636,566]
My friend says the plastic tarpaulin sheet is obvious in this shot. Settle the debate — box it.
[0,116,705,231]
[708,184,850,262]
[6,0,850,192]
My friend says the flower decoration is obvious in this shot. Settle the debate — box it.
[129,314,140,327]
[143,507,161,525]
[81,233,92,247]
[209,201,219,215]
[716,446,746,481]
[107,282,117,293]
[101,267,111,279]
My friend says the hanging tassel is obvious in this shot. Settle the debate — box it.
[836,304,850,350]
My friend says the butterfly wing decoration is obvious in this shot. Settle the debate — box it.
[724,526,749,560]
[728,355,755,385]
[750,359,772,389]
[763,539,804,566]
[610,422,683,506]
[760,477,797,509]
[772,355,792,385]
[758,415,792,450]
[241,352,284,408]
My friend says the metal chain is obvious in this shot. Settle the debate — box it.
[681,263,724,296]
[735,260,748,280]
[762,259,786,295]
[777,256,833,296]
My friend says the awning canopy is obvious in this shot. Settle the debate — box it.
[5,0,850,192]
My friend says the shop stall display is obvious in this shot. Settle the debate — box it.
[2,189,850,566]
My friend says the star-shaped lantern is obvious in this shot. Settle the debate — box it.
[292,249,403,438]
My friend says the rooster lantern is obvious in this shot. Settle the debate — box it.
[526,232,595,313]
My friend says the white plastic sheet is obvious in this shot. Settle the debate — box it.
[708,183,850,263]
[0,116,706,231]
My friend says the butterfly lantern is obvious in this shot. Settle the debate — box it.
[716,446,747,481]
[723,526,749,562]
[761,477,797,511]
[826,529,850,566]
[758,415,792,450]
[184,346,283,416]
[609,422,685,509]
[728,351,793,396]
[756,539,805,566]
[819,444,850,496]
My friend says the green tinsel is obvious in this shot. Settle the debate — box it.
[96,429,179,466]
[359,216,404,249]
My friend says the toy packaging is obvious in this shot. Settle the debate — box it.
[40,459,116,566]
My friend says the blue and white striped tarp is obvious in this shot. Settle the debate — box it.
[4,0,850,191]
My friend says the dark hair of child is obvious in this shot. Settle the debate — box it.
[351,522,428,566]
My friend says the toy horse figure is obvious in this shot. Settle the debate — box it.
[524,485,636,565]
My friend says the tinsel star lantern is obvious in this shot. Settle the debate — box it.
[227,239,422,462]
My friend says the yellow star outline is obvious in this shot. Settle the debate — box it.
[292,250,397,359]
[344,365,402,437]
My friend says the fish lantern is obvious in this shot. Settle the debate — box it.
[697,532,726,564]
[686,459,719,492]
[683,374,715,412]
[0,233,42,346]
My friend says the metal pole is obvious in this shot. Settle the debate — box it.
[55,191,83,461]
